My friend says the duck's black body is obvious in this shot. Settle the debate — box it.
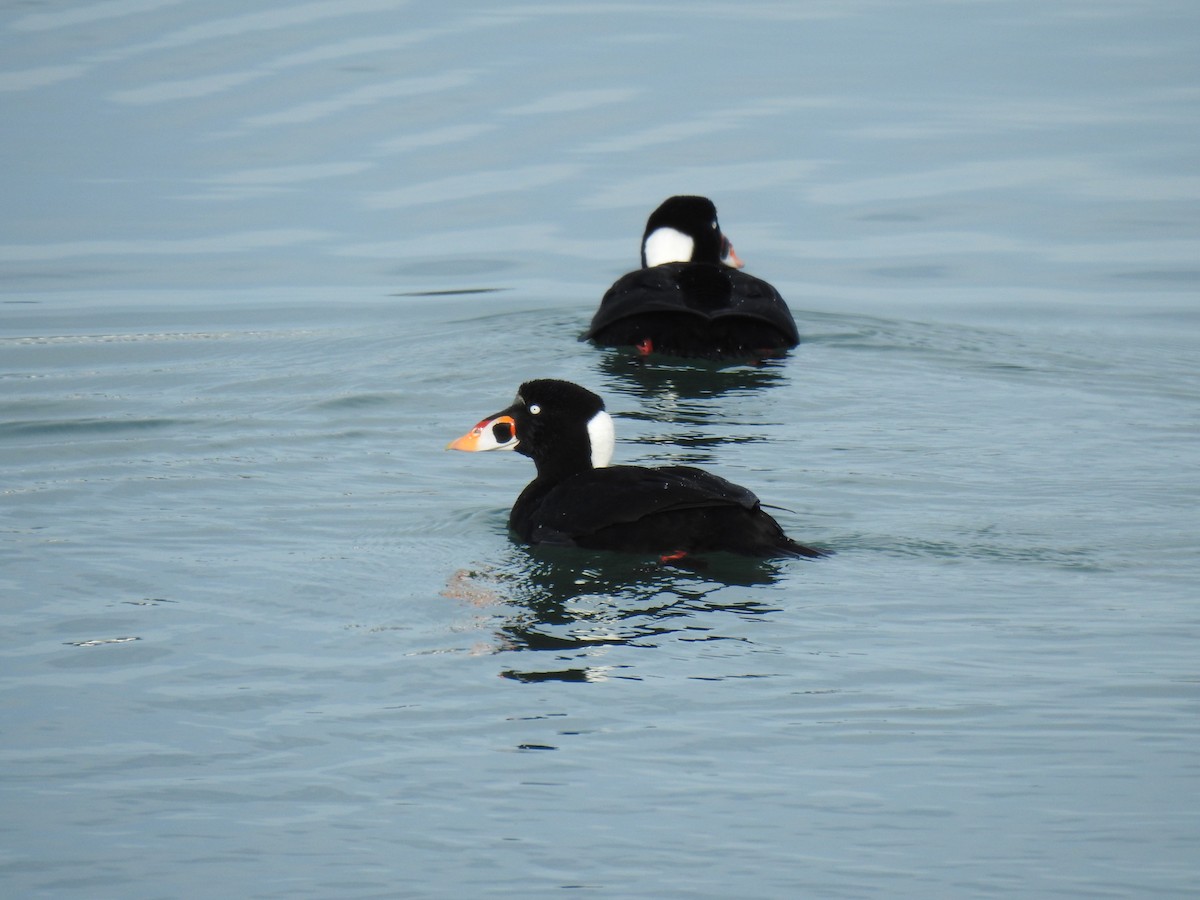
[587,263,799,358]
[511,464,820,557]
[448,379,826,559]
[583,196,799,359]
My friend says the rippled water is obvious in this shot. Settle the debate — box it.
[3,2,1198,898]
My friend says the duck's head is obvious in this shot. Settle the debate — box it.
[448,379,615,478]
[640,195,744,269]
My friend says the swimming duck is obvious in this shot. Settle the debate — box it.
[447,379,826,559]
[583,196,800,359]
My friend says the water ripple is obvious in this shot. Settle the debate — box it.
[0,416,189,439]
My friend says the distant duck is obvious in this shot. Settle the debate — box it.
[448,378,827,559]
[583,196,800,360]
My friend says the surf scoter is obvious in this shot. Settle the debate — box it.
[447,379,826,559]
[582,195,800,360]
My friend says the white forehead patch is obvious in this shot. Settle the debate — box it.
[586,410,615,468]
[643,226,695,266]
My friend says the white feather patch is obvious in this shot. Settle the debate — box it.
[643,226,695,266]
[587,410,615,468]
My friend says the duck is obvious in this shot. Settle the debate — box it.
[582,195,800,360]
[447,379,827,559]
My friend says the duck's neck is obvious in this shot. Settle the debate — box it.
[523,411,614,483]
[530,448,595,484]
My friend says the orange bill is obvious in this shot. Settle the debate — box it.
[446,415,518,452]
[722,237,745,269]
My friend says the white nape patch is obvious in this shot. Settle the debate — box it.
[643,226,695,266]
[587,410,615,468]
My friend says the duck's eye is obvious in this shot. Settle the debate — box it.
[711,220,718,229]
[528,404,542,415]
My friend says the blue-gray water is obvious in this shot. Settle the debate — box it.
[2,2,1198,898]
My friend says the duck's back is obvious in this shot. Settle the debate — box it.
[512,464,825,558]
[584,263,799,358]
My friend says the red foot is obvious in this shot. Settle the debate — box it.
[659,550,688,563]
[636,338,654,357]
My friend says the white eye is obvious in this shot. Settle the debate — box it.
[711,220,718,229]
[528,403,541,415]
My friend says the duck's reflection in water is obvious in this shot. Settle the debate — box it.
[594,346,788,404]
[590,350,791,467]
[444,545,790,683]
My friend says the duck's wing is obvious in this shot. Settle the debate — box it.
[528,464,759,545]
[584,265,798,345]
[717,270,800,344]
[583,266,694,338]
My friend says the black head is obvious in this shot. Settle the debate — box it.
[641,195,740,268]
[449,379,615,481]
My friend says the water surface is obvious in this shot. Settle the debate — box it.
[2,2,1198,897]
